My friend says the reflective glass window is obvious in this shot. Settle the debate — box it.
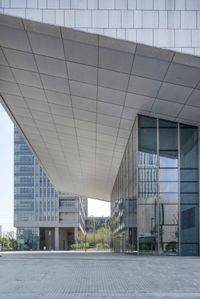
[181,204,199,255]
[180,169,198,182]
[159,204,178,225]
[139,116,157,154]
[160,225,179,243]
[180,182,198,193]
[159,193,178,204]
[159,169,178,182]
[159,182,178,193]
[180,125,198,169]
[180,193,199,204]
[181,243,199,256]
[159,120,178,151]
[159,151,178,168]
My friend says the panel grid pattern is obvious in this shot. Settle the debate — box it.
[1,15,200,200]
[1,0,200,55]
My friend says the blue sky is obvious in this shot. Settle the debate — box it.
[0,104,110,233]
[0,104,14,232]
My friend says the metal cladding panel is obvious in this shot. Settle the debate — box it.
[1,14,200,200]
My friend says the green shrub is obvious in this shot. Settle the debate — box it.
[71,242,89,250]
[96,242,110,250]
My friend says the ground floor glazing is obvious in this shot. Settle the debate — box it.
[111,115,199,256]
[17,227,80,251]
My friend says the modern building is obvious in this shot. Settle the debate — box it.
[111,115,199,255]
[14,127,87,250]
[0,1,200,256]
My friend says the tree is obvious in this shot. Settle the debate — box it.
[0,231,17,251]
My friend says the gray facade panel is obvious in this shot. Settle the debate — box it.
[71,0,87,9]
[47,0,59,9]
[1,0,200,54]
[167,11,180,29]
[43,9,55,23]
[26,9,42,21]
[154,0,165,10]
[121,10,133,28]
[186,0,200,10]
[142,11,158,28]
[115,0,127,9]
[109,10,121,28]
[166,0,175,10]
[38,0,47,9]
[92,10,109,28]
[99,0,115,10]
[27,0,38,9]
[10,0,26,8]
[181,11,197,29]
[175,30,191,47]
[137,0,153,10]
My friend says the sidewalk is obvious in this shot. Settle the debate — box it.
[0,252,200,298]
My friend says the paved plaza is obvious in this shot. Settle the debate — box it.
[0,252,200,298]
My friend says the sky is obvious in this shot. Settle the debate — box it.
[0,104,110,233]
[0,104,14,233]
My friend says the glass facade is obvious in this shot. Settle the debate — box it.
[14,127,59,224]
[111,115,199,256]
[17,228,40,250]
[14,127,88,250]
[14,127,59,249]
[111,119,138,252]
[180,124,199,255]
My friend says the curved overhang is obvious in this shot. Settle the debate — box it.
[0,14,200,201]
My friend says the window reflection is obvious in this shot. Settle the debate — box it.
[180,169,198,182]
[138,204,157,254]
[159,169,178,182]
[160,226,179,244]
[180,182,198,193]
[159,204,178,225]
[159,193,178,204]
[180,193,198,204]
[112,115,199,256]
[159,182,178,193]
[159,119,178,151]
[159,151,178,168]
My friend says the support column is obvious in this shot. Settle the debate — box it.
[55,227,59,251]
[74,227,78,243]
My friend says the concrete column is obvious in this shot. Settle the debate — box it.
[74,227,78,242]
[55,227,59,251]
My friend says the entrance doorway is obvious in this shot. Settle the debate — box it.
[40,228,55,250]
[59,228,75,250]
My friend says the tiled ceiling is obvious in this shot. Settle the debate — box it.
[0,14,200,201]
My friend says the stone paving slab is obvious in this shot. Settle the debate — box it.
[0,252,200,299]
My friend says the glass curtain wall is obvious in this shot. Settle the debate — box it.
[158,119,179,255]
[138,116,158,254]
[138,115,199,256]
[14,127,59,250]
[180,124,199,255]
[17,228,40,250]
[112,115,199,255]
[111,119,138,252]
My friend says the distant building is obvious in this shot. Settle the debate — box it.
[14,127,87,250]
[0,225,2,238]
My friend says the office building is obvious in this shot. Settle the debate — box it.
[14,127,87,250]
[111,115,199,255]
[0,1,200,255]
